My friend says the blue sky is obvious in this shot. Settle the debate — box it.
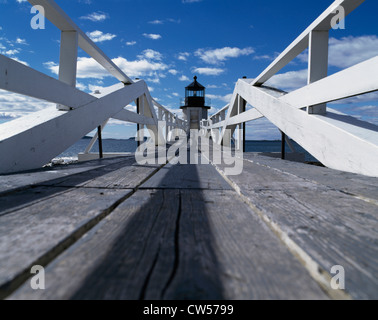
[0,0,377,140]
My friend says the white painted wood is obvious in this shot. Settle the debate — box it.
[307,30,329,114]
[112,109,155,125]
[252,0,365,86]
[58,31,78,87]
[0,54,96,109]
[57,31,78,111]
[237,79,378,177]
[280,56,378,108]
[0,81,146,173]
[84,120,109,154]
[27,0,133,84]
[308,31,329,84]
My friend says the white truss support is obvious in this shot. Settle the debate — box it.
[112,109,155,126]
[0,54,96,109]
[57,30,78,111]
[252,0,365,86]
[307,30,329,115]
[219,88,239,145]
[0,81,146,173]
[237,79,378,177]
[142,93,166,146]
[28,0,133,84]
[280,56,378,108]
[84,120,109,154]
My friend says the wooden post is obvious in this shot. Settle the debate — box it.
[281,131,286,160]
[97,125,103,159]
[57,31,78,111]
[307,30,329,115]
[136,98,140,148]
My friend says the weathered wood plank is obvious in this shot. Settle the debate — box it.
[163,190,327,300]
[214,158,378,299]
[38,158,160,189]
[243,153,378,203]
[9,189,327,300]
[0,156,135,194]
[0,187,133,299]
[9,189,179,300]
[140,163,232,190]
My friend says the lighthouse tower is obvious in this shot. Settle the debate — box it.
[180,76,211,131]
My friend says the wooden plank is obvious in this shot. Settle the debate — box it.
[139,163,232,190]
[0,187,133,299]
[37,157,161,189]
[9,189,179,300]
[163,190,327,300]
[0,157,134,194]
[214,158,378,299]
[9,189,327,300]
[243,153,378,203]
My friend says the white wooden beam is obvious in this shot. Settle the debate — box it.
[0,81,146,173]
[57,30,78,110]
[280,56,378,108]
[27,0,133,84]
[252,0,365,86]
[0,54,95,108]
[237,79,378,177]
[307,30,329,114]
[112,109,155,125]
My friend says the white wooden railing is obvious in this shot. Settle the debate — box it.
[203,0,378,177]
[0,0,186,174]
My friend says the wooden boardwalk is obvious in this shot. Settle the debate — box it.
[0,151,377,300]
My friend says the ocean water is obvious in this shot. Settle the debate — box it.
[57,138,318,163]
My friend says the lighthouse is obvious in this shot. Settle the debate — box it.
[180,76,211,131]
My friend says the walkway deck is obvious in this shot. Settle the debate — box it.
[0,152,377,300]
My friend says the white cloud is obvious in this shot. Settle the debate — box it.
[126,41,136,46]
[76,82,87,91]
[12,57,29,66]
[2,49,19,56]
[195,47,254,65]
[265,69,307,91]
[182,0,202,3]
[148,20,164,25]
[86,30,116,43]
[45,56,168,79]
[15,38,27,45]
[207,84,220,89]
[80,12,109,22]
[179,75,189,81]
[168,69,178,75]
[193,67,225,76]
[177,52,190,61]
[298,35,378,69]
[172,92,180,97]
[138,49,163,61]
[143,33,162,40]
[207,93,233,103]
[0,89,53,121]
